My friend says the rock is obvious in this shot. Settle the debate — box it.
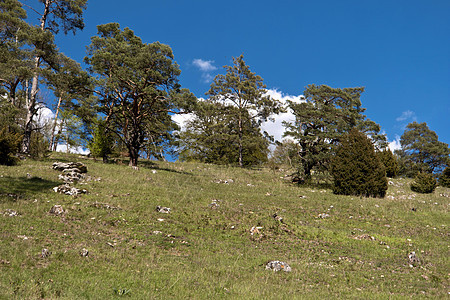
[318,213,330,219]
[265,260,292,272]
[3,209,18,217]
[156,206,171,213]
[41,248,51,258]
[80,248,89,257]
[53,184,87,196]
[250,226,263,236]
[58,170,85,183]
[214,179,233,184]
[408,251,420,266]
[272,213,283,222]
[208,199,221,209]
[49,205,65,215]
[52,162,87,173]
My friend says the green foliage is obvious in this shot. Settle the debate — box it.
[0,127,21,165]
[438,167,450,187]
[395,122,450,175]
[85,23,195,166]
[29,130,49,159]
[206,55,281,167]
[88,119,113,162]
[410,172,437,194]
[266,139,299,170]
[331,129,388,198]
[178,101,269,166]
[284,84,386,183]
[377,148,399,178]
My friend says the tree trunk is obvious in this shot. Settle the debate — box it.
[21,0,50,154]
[238,113,243,167]
[49,96,62,151]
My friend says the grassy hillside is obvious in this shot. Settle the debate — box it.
[0,154,448,299]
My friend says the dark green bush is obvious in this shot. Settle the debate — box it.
[377,148,399,178]
[410,172,437,193]
[438,167,450,188]
[331,129,388,198]
[0,127,22,166]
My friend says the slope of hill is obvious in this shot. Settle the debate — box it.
[0,153,448,299]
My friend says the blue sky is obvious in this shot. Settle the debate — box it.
[26,0,450,149]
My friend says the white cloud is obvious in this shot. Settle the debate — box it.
[172,89,305,147]
[396,110,416,122]
[261,89,305,144]
[388,135,402,152]
[55,144,90,155]
[192,59,217,72]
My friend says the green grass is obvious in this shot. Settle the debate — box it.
[0,153,448,299]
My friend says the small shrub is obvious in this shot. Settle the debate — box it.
[410,172,437,193]
[331,129,388,198]
[438,167,450,188]
[0,127,21,166]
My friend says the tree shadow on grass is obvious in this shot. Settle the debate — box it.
[0,176,59,201]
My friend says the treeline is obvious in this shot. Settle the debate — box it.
[1,1,449,196]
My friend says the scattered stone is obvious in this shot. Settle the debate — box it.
[151,170,157,174]
[250,226,263,236]
[354,234,376,241]
[246,183,254,187]
[27,173,32,179]
[408,251,420,266]
[214,179,233,184]
[272,213,283,222]
[90,202,121,210]
[41,248,51,258]
[3,209,18,217]
[152,230,163,235]
[80,248,89,257]
[156,206,171,213]
[298,195,307,199]
[318,213,330,219]
[52,162,87,173]
[17,235,29,240]
[265,260,292,272]
[265,192,273,196]
[53,184,87,196]
[208,199,221,209]
[107,242,116,248]
[157,218,165,222]
[49,205,65,215]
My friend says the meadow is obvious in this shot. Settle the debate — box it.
[0,153,448,299]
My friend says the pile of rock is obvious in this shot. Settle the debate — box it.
[265,260,292,272]
[52,162,88,196]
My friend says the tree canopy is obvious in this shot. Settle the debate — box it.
[205,55,281,167]
[283,84,386,182]
[395,122,450,175]
[85,23,195,166]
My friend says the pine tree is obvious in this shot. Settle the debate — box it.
[377,148,399,178]
[331,129,388,198]
[207,55,281,167]
[284,84,386,183]
[438,167,450,188]
[395,122,450,175]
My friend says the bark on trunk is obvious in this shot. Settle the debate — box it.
[21,0,50,154]
[49,96,62,151]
